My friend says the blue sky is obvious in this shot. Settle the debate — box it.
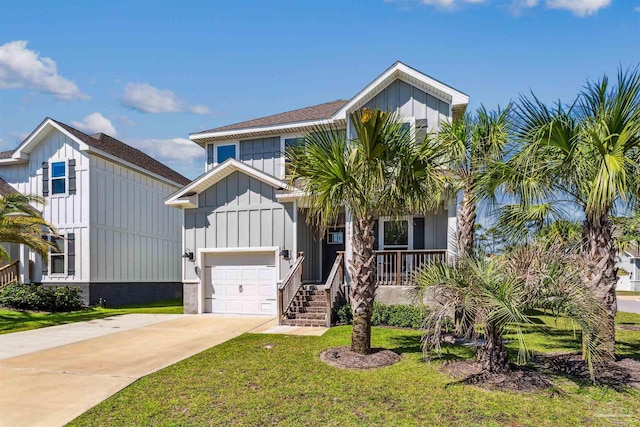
[1,0,638,179]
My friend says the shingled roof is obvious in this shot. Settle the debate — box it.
[0,150,13,159]
[50,120,191,186]
[192,99,348,135]
[0,177,18,196]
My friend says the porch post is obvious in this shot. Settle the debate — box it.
[446,196,458,263]
[344,207,353,287]
[19,244,30,284]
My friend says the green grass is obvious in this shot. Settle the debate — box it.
[617,291,640,296]
[0,299,183,334]
[69,313,640,427]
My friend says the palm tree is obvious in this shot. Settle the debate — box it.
[437,105,512,257]
[0,193,56,262]
[415,245,608,377]
[287,108,447,354]
[495,67,640,359]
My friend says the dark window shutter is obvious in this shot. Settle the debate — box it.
[413,217,425,250]
[42,162,49,197]
[373,220,379,250]
[415,119,428,144]
[68,159,76,195]
[41,235,49,275]
[207,144,214,168]
[67,233,75,275]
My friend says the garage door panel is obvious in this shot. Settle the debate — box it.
[204,252,277,315]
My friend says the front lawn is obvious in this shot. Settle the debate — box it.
[0,299,183,334]
[69,313,640,427]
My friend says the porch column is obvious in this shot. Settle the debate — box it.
[344,207,353,286]
[19,244,30,284]
[446,196,458,262]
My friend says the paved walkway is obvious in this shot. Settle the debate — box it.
[0,314,274,427]
[618,295,640,314]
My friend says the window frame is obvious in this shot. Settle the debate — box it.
[49,235,66,276]
[378,216,414,250]
[207,141,239,168]
[50,160,67,196]
[282,135,306,178]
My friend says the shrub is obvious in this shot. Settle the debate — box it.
[334,301,428,329]
[0,282,84,312]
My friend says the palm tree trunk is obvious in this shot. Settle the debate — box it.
[457,189,477,257]
[348,216,376,355]
[582,212,617,361]
[477,323,509,373]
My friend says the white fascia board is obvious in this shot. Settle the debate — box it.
[165,159,294,205]
[190,118,334,142]
[11,119,91,160]
[332,62,469,120]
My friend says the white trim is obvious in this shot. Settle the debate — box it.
[378,216,414,250]
[292,200,298,261]
[191,119,334,142]
[166,158,294,207]
[195,246,280,314]
[49,159,68,198]
[211,141,240,167]
[333,62,468,121]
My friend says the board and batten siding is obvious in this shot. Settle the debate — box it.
[363,80,450,131]
[239,137,282,178]
[89,155,182,283]
[296,210,322,282]
[0,129,91,283]
[183,171,294,282]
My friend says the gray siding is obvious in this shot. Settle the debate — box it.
[364,80,450,131]
[239,137,281,177]
[297,210,322,282]
[183,171,294,281]
[422,210,449,249]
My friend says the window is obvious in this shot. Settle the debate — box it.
[216,144,236,164]
[50,236,66,274]
[327,231,344,245]
[284,137,304,176]
[51,161,66,194]
[383,220,409,249]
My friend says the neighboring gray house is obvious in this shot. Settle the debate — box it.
[616,244,640,292]
[166,62,468,323]
[0,118,191,305]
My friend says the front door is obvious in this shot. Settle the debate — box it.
[322,227,345,281]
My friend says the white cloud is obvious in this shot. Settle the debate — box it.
[0,41,88,100]
[130,137,204,163]
[121,82,210,114]
[634,6,640,12]
[412,0,486,7]
[72,113,118,136]
[545,0,611,16]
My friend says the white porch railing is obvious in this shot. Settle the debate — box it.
[374,250,446,286]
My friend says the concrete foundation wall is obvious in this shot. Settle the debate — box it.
[45,282,182,307]
[183,283,199,314]
[375,285,435,306]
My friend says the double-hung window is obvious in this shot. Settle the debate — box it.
[50,236,66,275]
[51,161,66,195]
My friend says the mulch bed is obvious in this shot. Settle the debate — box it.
[441,352,640,392]
[617,325,640,332]
[320,347,402,369]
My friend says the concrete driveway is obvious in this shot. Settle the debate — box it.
[0,314,274,427]
[618,295,640,314]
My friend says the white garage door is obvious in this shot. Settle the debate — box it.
[204,252,277,315]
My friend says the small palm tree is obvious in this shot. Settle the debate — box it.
[415,245,608,377]
[437,105,512,257]
[287,108,447,354]
[494,67,640,360]
[0,193,56,262]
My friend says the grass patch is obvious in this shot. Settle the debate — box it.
[0,299,182,334]
[69,313,640,427]
[617,291,640,296]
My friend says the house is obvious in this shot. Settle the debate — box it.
[166,62,468,324]
[0,118,191,306]
[616,244,640,292]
